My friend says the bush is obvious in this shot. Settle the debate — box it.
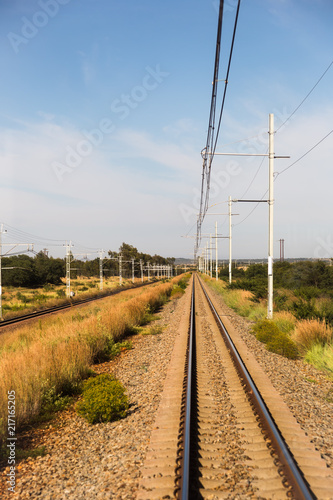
[76,374,128,424]
[294,286,321,300]
[171,285,185,298]
[252,319,299,359]
[292,298,319,320]
[177,276,189,290]
[266,333,299,359]
[252,319,281,343]
[274,290,290,311]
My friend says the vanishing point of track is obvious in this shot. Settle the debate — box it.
[138,273,333,499]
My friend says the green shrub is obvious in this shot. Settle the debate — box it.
[292,298,319,320]
[171,285,185,297]
[294,286,321,300]
[40,386,72,414]
[76,374,129,424]
[252,319,299,359]
[274,290,289,311]
[266,333,299,359]
[252,319,281,343]
[177,277,189,290]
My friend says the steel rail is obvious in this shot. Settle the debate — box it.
[176,278,195,500]
[197,274,316,500]
[0,280,160,329]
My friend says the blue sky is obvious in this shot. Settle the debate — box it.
[0,0,332,261]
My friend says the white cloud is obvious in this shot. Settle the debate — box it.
[0,118,199,256]
[112,128,198,174]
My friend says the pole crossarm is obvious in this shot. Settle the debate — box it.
[208,152,290,158]
[233,200,268,203]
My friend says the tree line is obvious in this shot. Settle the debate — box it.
[1,243,175,287]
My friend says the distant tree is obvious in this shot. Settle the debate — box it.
[1,255,34,287]
[34,252,64,285]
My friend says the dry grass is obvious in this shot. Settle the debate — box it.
[0,276,184,446]
[0,277,146,320]
[291,318,333,353]
[272,311,297,333]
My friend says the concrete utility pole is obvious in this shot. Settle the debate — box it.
[206,113,289,318]
[267,113,274,319]
[147,262,150,281]
[119,254,122,285]
[140,259,143,282]
[229,196,232,285]
[205,242,208,274]
[65,241,73,297]
[0,225,5,320]
[215,221,218,280]
[209,234,213,278]
[99,249,104,291]
[132,258,135,284]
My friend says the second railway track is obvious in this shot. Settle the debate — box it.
[138,274,333,499]
[0,279,161,330]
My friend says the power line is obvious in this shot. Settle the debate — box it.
[234,60,333,207]
[276,129,333,177]
[3,224,64,246]
[276,60,333,132]
[196,0,241,255]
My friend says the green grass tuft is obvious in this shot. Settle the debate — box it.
[304,344,333,379]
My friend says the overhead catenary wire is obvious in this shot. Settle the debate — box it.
[2,223,100,258]
[276,129,333,177]
[196,0,241,255]
[276,59,333,132]
[3,224,64,247]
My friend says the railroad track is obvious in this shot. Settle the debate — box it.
[0,279,160,329]
[138,274,333,499]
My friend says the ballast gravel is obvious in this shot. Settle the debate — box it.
[1,280,332,500]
